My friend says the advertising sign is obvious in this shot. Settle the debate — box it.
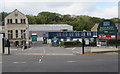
[99,35,116,39]
[97,20,118,39]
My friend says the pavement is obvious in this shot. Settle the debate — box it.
[3,43,119,55]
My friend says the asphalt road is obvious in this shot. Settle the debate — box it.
[2,42,119,72]
[2,55,118,72]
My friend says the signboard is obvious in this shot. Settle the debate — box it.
[97,42,101,47]
[85,39,89,45]
[97,40,107,47]
[99,35,116,39]
[98,20,118,39]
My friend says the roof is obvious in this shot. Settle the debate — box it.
[29,24,73,31]
[5,9,27,19]
[29,24,72,26]
[91,23,99,31]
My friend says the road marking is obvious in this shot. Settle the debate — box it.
[0,62,2,63]
[13,62,19,64]
[21,62,26,63]
[72,47,76,50]
[39,59,42,63]
[42,56,44,58]
[13,62,26,64]
[67,61,77,63]
[11,49,18,51]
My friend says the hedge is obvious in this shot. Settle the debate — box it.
[60,41,82,47]
[90,42,97,46]
[107,39,120,46]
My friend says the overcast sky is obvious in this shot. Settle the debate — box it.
[0,0,120,19]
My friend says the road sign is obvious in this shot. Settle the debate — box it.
[98,20,118,39]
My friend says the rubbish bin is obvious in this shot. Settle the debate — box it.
[24,46,27,49]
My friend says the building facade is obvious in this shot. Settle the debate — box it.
[4,9,29,46]
[29,24,73,42]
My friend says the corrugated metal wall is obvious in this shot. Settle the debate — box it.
[29,24,73,31]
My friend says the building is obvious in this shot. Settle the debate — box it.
[4,9,29,46]
[2,9,73,46]
[29,24,73,41]
[0,22,2,33]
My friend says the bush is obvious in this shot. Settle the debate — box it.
[60,41,82,47]
[107,39,120,46]
[90,42,96,46]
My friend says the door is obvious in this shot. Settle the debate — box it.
[32,35,37,41]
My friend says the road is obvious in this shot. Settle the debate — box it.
[2,42,119,72]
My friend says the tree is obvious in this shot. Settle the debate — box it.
[26,15,37,24]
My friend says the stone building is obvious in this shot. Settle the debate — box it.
[4,9,29,46]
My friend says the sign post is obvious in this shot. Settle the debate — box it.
[97,20,118,47]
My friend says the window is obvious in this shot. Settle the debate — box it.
[24,30,26,38]
[7,19,12,24]
[21,19,22,24]
[63,32,67,37]
[15,19,18,23]
[16,30,18,38]
[21,30,26,38]
[87,32,91,36]
[10,19,12,24]
[23,19,26,24]
[7,19,9,24]
[21,30,24,38]
[21,19,26,24]
[81,32,85,37]
[8,30,13,39]
[93,32,97,37]
[75,32,80,37]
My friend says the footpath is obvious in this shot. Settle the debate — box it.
[90,47,119,54]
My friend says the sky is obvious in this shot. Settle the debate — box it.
[0,0,120,19]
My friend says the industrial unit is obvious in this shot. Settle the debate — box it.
[29,24,73,42]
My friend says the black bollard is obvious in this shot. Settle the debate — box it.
[7,39,10,54]
[82,38,85,54]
